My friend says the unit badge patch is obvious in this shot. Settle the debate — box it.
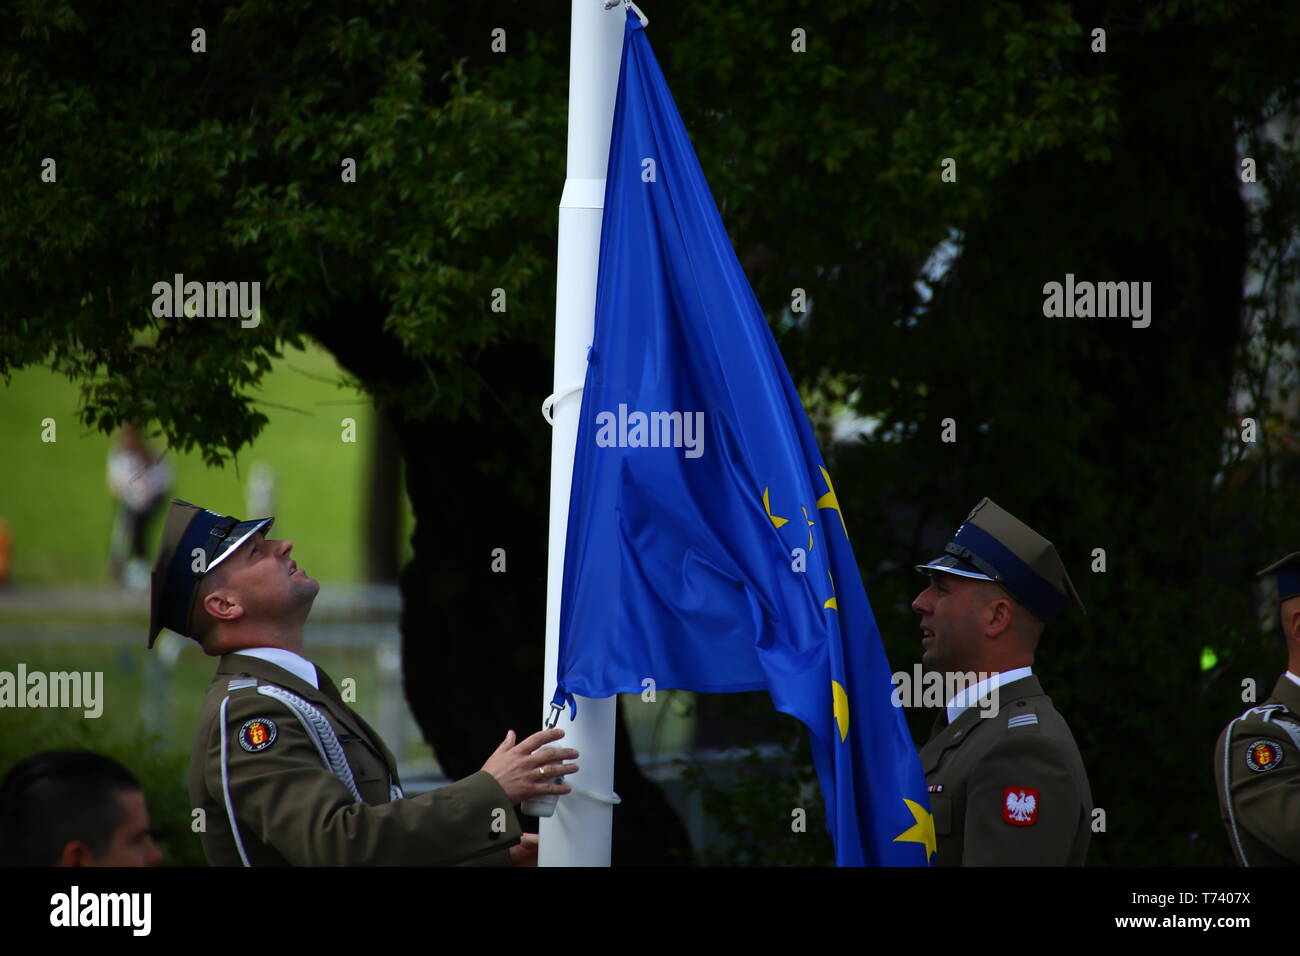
[1002,786,1039,826]
[1245,738,1283,773]
[239,717,278,753]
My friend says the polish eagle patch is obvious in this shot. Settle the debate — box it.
[1002,786,1039,826]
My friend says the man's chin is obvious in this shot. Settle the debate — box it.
[294,576,321,601]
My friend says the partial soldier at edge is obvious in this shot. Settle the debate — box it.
[1215,551,1300,866]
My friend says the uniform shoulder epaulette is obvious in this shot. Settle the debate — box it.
[1232,702,1297,725]
[1229,703,1300,751]
[1005,697,1041,732]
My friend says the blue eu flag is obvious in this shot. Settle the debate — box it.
[554,11,933,866]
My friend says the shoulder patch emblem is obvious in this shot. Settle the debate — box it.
[1003,786,1039,826]
[1245,738,1284,773]
[238,717,278,753]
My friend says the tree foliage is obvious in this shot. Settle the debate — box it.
[3,0,1299,864]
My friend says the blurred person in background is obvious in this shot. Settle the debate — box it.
[0,518,11,587]
[108,422,172,590]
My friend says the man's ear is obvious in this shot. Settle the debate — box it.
[57,841,95,867]
[985,596,1015,639]
[201,588,244,625]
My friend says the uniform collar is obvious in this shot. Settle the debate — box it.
[945,666,1033,723]
[922,673,1047,775]
[216,652,328,713]
[214,652,401,785]
[232,647,319,690]
[1273,673,1300,712]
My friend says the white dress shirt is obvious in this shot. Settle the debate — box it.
[946,665,1033,724]
[232,646,320,690]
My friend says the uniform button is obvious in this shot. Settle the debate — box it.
[954,731,963,739]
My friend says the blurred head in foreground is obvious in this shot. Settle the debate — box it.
[0,751,163,866]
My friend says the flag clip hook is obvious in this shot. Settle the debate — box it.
[602,0,649,27]
[544,702,564,729]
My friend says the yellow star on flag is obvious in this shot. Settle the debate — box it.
[816,466,848,539]
[762,487,788,528]
[893,798,936,864]
[831,679,849,741]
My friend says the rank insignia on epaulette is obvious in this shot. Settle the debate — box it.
[1245,738,1284,773]
[928,784,943,793]
[239,717,278,753]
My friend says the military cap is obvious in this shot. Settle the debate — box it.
[147,499,273,648]
[915,497,1085,623]
[1257,551,1300,604]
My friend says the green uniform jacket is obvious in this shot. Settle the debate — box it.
[188,653,521,866]
[1214,674,1300,866]
[919,674,1092,866]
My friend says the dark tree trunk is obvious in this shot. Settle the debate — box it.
[364,408,402,583]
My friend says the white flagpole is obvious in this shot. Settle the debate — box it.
[536,0,626,867]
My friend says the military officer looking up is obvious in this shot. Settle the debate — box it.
[911,498,1092,866]
[149,499,577,866]
[1215,551,1300,866]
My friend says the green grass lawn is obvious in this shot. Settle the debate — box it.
[0,343,411,585]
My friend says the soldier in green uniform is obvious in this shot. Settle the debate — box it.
[1214,551,1300,866]
[911,498,1092,866]
[149,499,578,866]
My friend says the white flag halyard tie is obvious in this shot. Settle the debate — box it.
[542,384,586,425]
[540,697,621,807]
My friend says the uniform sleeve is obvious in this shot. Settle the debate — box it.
[962,732,1084,866]
[205,690,521,866]
[1219,718,1300,862]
